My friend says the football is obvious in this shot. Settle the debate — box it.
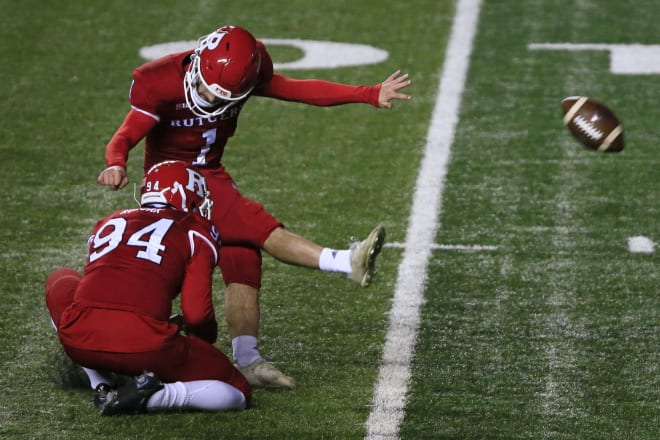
[561,96,624,152]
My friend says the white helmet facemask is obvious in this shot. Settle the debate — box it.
[198,191,214,221]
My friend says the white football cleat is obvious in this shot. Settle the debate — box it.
[236,359,296,389]
[349,225,386,287]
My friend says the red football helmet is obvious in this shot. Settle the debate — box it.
[184,25,262,117]
[140,161,213,220]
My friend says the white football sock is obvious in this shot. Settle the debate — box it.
[50,318,116,390]
[318,248,352,274]
[147,380,246,412]
[232,335,261,367]
[83,368,116,390]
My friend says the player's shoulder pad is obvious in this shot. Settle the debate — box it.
[181,214,220,245]
[132,51,191,102]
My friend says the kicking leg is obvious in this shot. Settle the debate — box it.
[263,225,387,287]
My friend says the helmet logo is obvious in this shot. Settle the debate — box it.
[198,30,228,53]
[185,168,208,198]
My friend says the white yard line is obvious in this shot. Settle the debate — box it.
[384,242,498,252]
[364,1,482,439]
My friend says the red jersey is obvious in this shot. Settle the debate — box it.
[58,207,221,351]
[104,41,381,171]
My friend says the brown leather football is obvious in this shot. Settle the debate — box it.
[561,96,624,152]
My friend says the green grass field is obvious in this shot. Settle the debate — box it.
[1,1,658,439]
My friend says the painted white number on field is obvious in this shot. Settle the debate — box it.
[139,39,388,70]
[528,43,660,75]
[89,217,175,264]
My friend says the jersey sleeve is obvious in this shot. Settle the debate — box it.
[254,74,381,107]
[104,108,157,168]
[179,228,219,343]
[104,64,165,168]
[252,40,380,106]
[129,67,165,117]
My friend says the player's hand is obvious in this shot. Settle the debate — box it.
[97,165,128,190]
[378,70,412,109]
[168,314,187,334]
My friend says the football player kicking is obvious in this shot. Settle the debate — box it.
[45,161,251,415]
[96,25,411,388]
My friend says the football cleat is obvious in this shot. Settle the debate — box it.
[349,225,386,287]
[99,371,163,416]
[236,359,296,389]
[93,383,112,409]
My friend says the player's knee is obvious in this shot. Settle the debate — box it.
[45,268,81,328]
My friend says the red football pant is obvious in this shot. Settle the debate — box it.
[200,166,282,289]
[44,268,251,402]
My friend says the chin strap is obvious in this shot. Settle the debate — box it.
[133,183,140,207]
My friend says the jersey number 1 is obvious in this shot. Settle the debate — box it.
[193,128,216,166]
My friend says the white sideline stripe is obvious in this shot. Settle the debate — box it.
[365,1,482,439]
[384,242,498,252]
